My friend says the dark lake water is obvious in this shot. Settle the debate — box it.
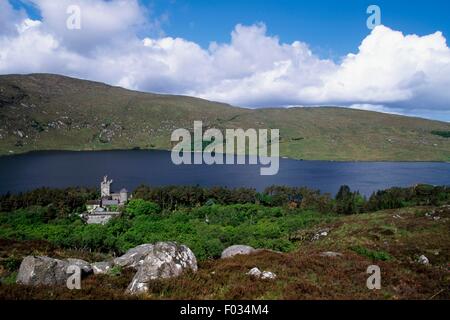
[0,150,449,196]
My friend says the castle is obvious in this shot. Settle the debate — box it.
[100,176,129,205]
[84,176,129,224]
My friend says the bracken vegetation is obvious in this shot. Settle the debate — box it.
[0,184,449,300]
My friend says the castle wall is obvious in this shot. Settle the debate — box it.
[86,213,120,225]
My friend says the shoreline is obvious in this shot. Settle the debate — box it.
[1,147,449,163]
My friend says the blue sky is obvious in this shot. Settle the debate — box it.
[3,0,450,121]
[11,0,450,60]
[144,0,450,59]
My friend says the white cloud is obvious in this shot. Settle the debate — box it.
[1,0,450,121]
[321,26,450,110]
[28,0,148,52]
[0,0,27,35]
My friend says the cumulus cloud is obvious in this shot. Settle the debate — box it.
[0,0,27,36]
[1,0,450,121]
[28,0,148,52]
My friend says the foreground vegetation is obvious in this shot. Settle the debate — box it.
[1,74,450,161]
[0,184,449,299]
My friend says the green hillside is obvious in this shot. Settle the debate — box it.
[0,73,449,161]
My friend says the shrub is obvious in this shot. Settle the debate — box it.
[125,199,161,217]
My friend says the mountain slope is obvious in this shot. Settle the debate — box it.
[0,73,449,161]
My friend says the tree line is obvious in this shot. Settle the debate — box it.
[0,184,448,217]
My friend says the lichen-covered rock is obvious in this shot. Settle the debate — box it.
[114,244,154,269]
[65,258,92,274]
[418,255,430,265]
[247,267,262,277]
[16,256,69,286]
[92,261,113,275]
[261,271,277,280]
[127,242,197,295]
[221,245,256,259]
[246,267,276,280]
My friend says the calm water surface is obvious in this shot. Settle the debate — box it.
[0,150,449,196]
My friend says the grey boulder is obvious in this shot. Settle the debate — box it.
[246,267,277,280]
[247,267,262,277]
[92,261,114,275]
[127,242,198,295]
[418,255,430,265]
[261,271,277,280]
[114,244,154,269]
[65,258,93,274]
[221,245,256,259]
[16,256,69,286]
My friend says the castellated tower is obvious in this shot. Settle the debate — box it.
[101,176,113,198]
[120,188,129,204]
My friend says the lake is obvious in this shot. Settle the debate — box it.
[0,150,449,196]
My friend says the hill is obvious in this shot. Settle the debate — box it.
[1,204,449,300]
[0,73,449,161]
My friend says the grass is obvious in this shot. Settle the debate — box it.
[1,74,450,161]
[351,246,392,261]
[0,205,449,300]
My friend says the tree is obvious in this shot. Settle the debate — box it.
[335,185,364,215]
[126,199,161,217]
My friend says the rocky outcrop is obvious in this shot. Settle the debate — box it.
[16,256,94,286]
[66,258,93,274]
[221,245,256,259]
[126,242,198,295]
[16,242,198,293]
[16,256,70,286]
[92,261,113,275]
[114,244,154,269]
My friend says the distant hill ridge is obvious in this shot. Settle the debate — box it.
[0,73,449,161]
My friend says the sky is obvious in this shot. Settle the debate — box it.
[1,0,450,121]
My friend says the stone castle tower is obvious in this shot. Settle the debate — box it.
[101,176,113,198]
[120,188,129,204]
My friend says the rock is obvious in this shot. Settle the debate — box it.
[221,245,256,259]
[16,256,69,286]
[246,267,276,280]
[312,228,330,241]
[92,261,113,275]
[261,271,277,280]
[247,267,262,277]
[320,251,343,258]
[99,129,115,143]
[114,244,154,269]
[127,242,197,295]
[65,258,92,274]
[418,255,430,265]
